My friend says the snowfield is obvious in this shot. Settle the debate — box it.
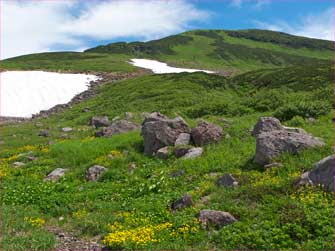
[0,71,99,118]
[130,59,214,74]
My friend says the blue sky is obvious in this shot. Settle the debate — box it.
[2,0,334,59]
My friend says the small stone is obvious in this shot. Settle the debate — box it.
[27,156,38,161]
[58,216,65,221]
[44,168,67,182]
[182,147,203,159]
[85,165,107,181]
[198,210,237,229]
[12,162,25,168]
[38,130,50,137]
[216,174,238,188]
[128,163,137,173]
[170,169,185,178]
[83,107,90,113]
[171,194,194,211]
[62,127,73,132]
[156,146,169,159]
[174,146,191,158]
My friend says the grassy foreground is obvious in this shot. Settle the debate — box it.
[0,61,333,250]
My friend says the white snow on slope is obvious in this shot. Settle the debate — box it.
[0,71,99,118]
[130,59,214,74]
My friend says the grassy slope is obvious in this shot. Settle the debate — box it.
[1,29,333,74]
[0,62,333,250]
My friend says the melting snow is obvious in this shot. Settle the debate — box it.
[130,59,214,74]
[0,71,99,118]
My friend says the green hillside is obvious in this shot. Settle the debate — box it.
[0,54,334,250]
[1,29,333,74]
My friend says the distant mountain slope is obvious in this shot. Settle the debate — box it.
[1,29,333,74]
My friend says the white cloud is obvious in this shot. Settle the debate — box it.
[1,0,210,59]
[230,0,270,9]
[255,8,334,41]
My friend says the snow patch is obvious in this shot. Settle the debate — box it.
[0,71,99,118]
[130,59,214,74]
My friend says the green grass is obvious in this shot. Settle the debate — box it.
[2,29,332,74]
[0,60,333,250]
[0,52,136,73]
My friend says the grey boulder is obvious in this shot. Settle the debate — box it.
[141,112,190,155]
[95,120,140,137]
[216,174,238,188]
[90,116,110,128]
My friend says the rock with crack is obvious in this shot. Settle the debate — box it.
[181,147,203,159]
[216,174,238,188]
[175,133,191,146]
[171,194,194,211]
[198,210,237,229]
[141,112,190,155]
[297,155,334,192]
[191,121,223,146]
[95,120,140,137]
[44,168,67,182]
[90,116,110,128]
[86,165,107,181]
[252,117,324,165]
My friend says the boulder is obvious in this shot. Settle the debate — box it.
[38,130,50,137]
[44,168,67,182]
[171,194,194,211]
[254,130,324,165]
[198,210,237,229]
[181,147,203,159]
[141,112,190,155]
[61,127,73,132]
[156,146,169,159]
[175,133,191,146]
[298,155,334,192]
[216,174,238,188]
[191,121,223,146]
[95,120,140,137]
[85,165,107,181]
[170,169,185,178]
[90,116,110,128]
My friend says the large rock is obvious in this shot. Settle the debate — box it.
[191,121,223,146]
[44,168,67,182]
[253,117,325,165]
[90,116,110,128]
[95,120,140,137]
[141,112,190,155]
[254,130,324,165]
[298,155,334,192]
[252,117,283,136]
[198,210,237,229]
[171,194,194,211]
[86,165,107,181]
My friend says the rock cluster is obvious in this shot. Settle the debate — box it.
[141,112,223,159]
[252,117,324,165]
[95,120,140,137]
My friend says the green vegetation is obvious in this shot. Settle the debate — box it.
[0,51,333,250]
[1,29,333,74]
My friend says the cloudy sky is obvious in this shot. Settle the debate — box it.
[1,0,334,59]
